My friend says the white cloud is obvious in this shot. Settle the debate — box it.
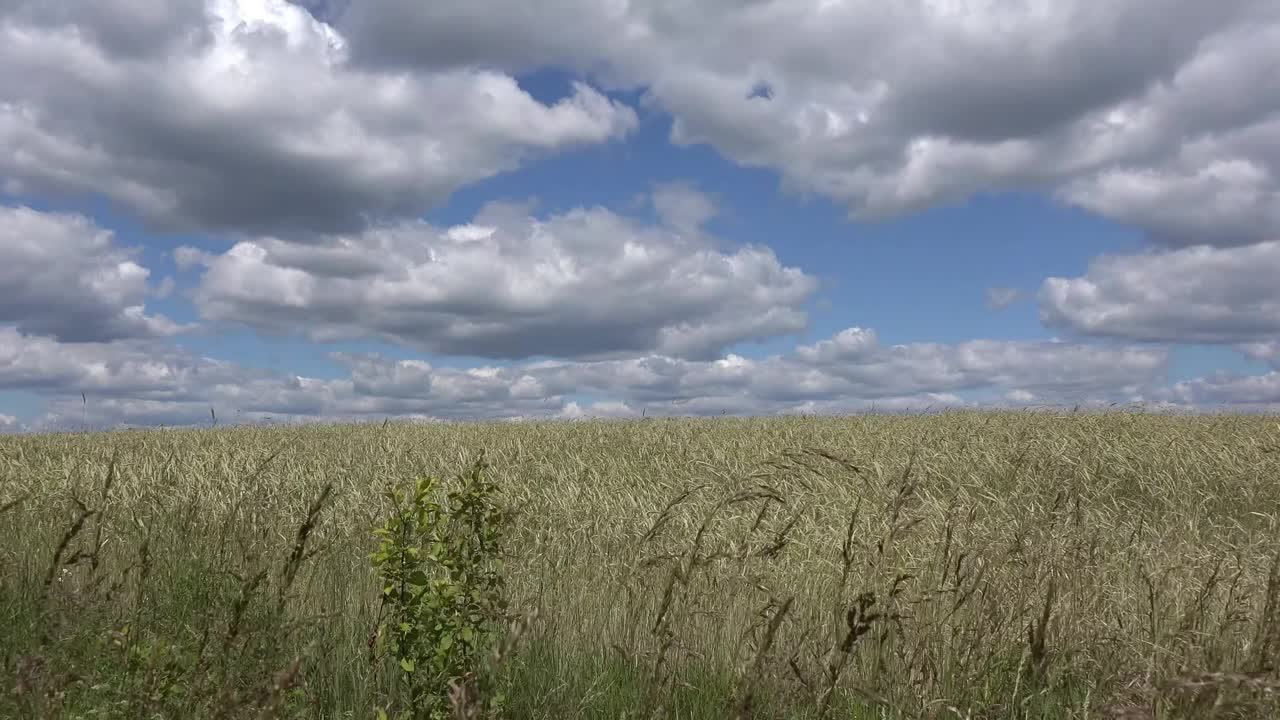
[181,198,818,359]
[1240,342,1280,370]
[1154,371,1280,408]
[0,206,190,341]
[438,330,1167,409]
[985,286,1021,312]
[0,327,245,399]
[1040,240,1280,343]
[650,181,720,234]
[1005,389,1037,404]
[1060,150,1280,248]
[0,0,636,235]
[151,276,176,299]
[1,324,1182,430]
[792,333,1167,399]
[793,327,879,364]
[5,1,1279,429]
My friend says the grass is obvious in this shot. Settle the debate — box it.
[2,410,1280,718]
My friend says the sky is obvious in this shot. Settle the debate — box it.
[1,0,1279,431]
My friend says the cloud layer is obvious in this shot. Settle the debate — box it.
[0,0,635,235]
[2,323,1176,431]
[5,0,1276,247]
[320,0,1280,249]
[3,1,1279,428]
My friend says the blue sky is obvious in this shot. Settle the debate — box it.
[1,0,1278,430]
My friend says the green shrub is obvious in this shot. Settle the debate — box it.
[371,452,510,720]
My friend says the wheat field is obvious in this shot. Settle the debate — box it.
[3,411,1280,718]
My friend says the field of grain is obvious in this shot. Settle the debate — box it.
[3,412,1280,719]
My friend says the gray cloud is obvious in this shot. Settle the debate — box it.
[0,206,189,341]
[0,0,211,59]
[180,198,818,360]
[1040,241,1280,343]
[0,0,636,236]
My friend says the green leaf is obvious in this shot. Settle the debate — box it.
[399,658,415,673]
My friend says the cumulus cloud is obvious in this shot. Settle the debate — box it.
[312,0,1280,248]
[1040,241,1280,343]
[0,205,189,341]
[180,199,818,359]
[0,0,636,235]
